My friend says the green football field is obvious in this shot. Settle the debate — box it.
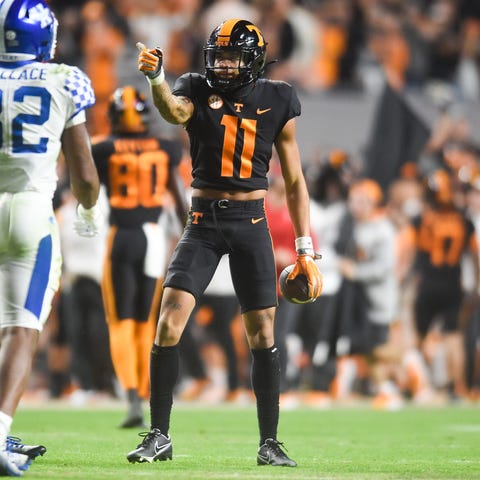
[11,403,480,479]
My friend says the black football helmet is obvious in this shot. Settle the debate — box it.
[204,19,267,93]
[108,86,149,134]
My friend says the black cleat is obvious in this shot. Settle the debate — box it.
[6,436,47,460]
[119,415,148,429]
[257,438,297,467]
[127,428,172,463]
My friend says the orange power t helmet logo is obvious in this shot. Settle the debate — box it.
[215,19,240,46]
[215,19,265,47]
[246,25,265,46]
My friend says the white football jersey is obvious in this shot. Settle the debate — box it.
[0,61,95,197]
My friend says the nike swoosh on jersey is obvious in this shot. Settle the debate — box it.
[251,217,264,224]
[256,108,271,115]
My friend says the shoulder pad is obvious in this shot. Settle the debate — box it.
[173,72,206,97]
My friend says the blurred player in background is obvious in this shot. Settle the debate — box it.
[128,18,322,468]
[56,187,115,403]
[412,169,479,400]
[337,179,400,409]
[92,85,188,428]
[0,0,101,476]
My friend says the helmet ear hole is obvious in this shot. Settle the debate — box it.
[204,19,267,92]
[0,0,57,62]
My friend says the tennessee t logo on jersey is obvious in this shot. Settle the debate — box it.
[191,211,204,224]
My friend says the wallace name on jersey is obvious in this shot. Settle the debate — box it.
[0,62,95,196]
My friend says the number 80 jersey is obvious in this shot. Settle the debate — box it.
[172,73,301,192]
[0,61,95,197]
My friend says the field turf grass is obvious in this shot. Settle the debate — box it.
[12,403,480,479]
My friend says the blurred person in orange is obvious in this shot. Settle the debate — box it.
[92,86,188,428]
[412,169,479,401]
[464,177,480,399]
[80,1,129,135]
[386,177,436,404]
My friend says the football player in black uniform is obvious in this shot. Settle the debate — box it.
[413,169,478,400]
[128,19,322,467]
[92,86,188,428]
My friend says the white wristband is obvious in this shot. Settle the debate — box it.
[147,67,165,86]
[295,236,314,254]
[77,203,99,220]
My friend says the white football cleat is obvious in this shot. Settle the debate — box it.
[0,448,31,476]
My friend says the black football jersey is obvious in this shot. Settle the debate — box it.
[413,208,477,288]
[92,134,181,228]
[172,74,301,191]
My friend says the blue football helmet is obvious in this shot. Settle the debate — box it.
[0,0,57,62]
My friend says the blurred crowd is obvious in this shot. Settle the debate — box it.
[48,0,480,134]
[22,0,480,411]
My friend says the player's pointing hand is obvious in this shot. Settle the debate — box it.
[136,42,164,83]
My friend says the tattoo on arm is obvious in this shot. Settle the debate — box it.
[152,84,192,125]
[163,300,183,311]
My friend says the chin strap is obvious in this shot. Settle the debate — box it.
[265,59,279,67]
[263,59,278,74]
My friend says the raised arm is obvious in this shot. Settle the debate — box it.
[136,42,194,126]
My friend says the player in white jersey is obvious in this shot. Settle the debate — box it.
[0,0,102,476]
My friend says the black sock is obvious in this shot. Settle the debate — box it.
[49,372,69,398]
[126,388,142,417]
[251,346,280,445]
[150,344,179,435]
